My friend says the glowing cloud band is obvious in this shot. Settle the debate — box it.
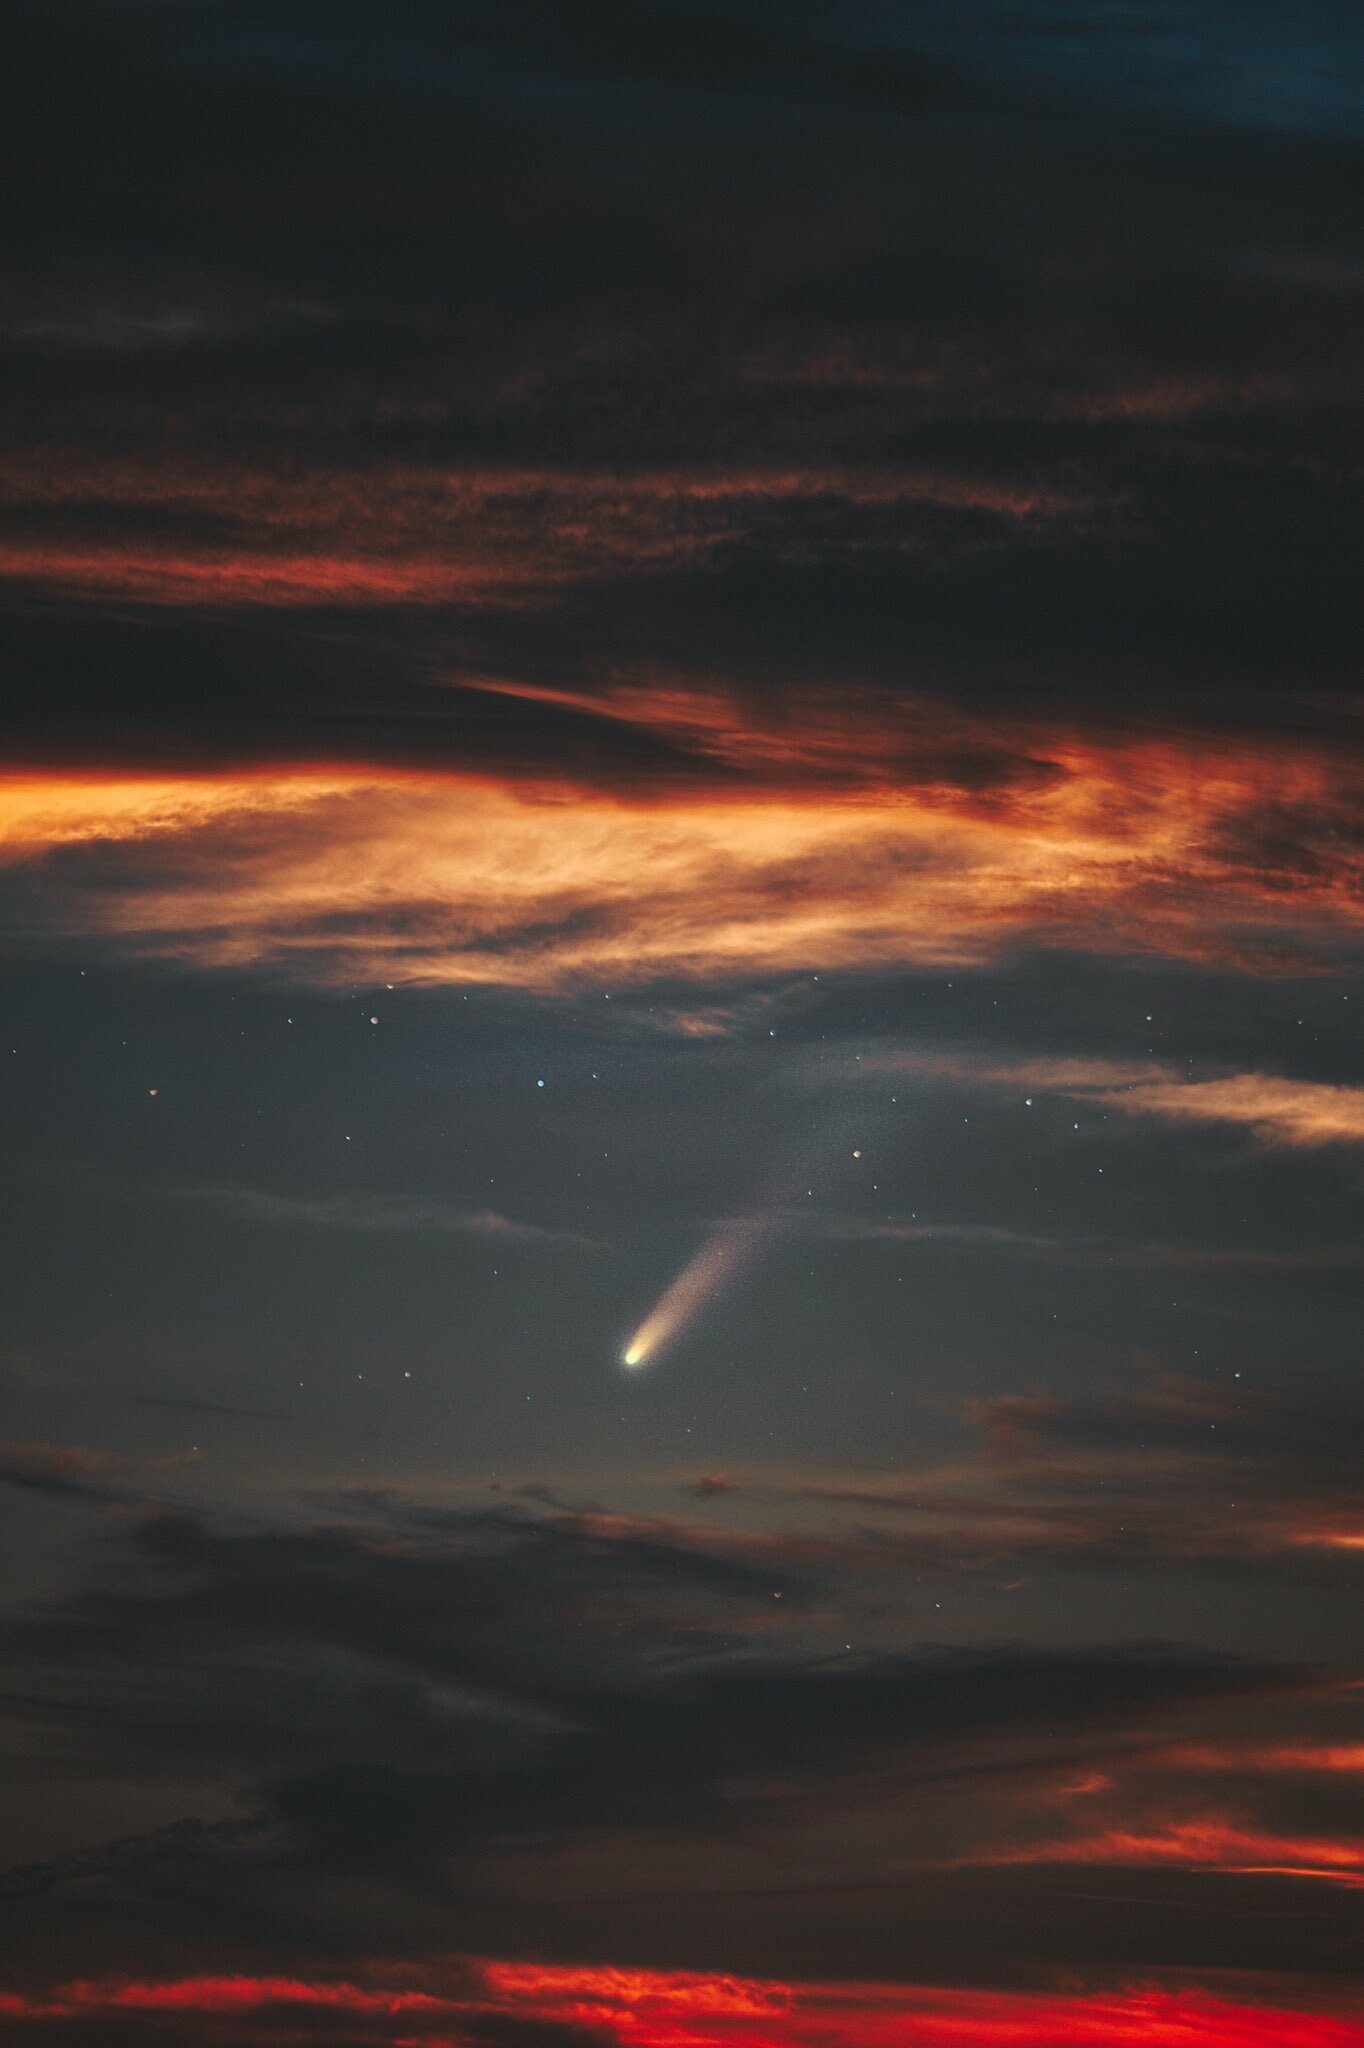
[1,711,1362,993]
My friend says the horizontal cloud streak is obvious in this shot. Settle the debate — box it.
[1,702,1361,987]
[2,1962,1361,2047]
[873,1051,1364,1148]
[974,1819,1364,1887]
[173,1184,595,1247]
[0,462,1098,611]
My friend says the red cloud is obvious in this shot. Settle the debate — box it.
[1,1962,1361,2046]
[0,461,1096,611]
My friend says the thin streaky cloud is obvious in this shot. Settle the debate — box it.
[869,1051,1364,1148]
[171,1185,597,1247]
[811,1217,1364,1275]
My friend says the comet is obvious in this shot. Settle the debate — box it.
[620,1125,873,1370]
[621,1217,772,1369]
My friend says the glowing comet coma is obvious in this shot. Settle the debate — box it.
[622,1219,771,1368]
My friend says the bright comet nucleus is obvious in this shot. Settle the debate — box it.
[620,1217,772,1371]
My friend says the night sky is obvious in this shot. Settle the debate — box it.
[2,4,1363,2044]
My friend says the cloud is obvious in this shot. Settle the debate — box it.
[131,1395,285,1422]
[760,1365,1364,1580]
[1,701,1361,989]
[1087,1071,1364,1148]
[973,1817,1364,1888]
[686,1475,745,1499]
[1,0,1358,829]
[171,1184,596,1247]
[753,1215,1364,1278]
[0,1816,262,1906]
[0,463,1098,613]
[0,1440,190,1500]
[0,1487,1307,1772]
[0,1489,1296,1815]
[817,1217,1069,1253]
[0,1441,115,1498]
[1,1963,1362,2048]
[3,1468,1361,1990]
[871,1049,1364,1148]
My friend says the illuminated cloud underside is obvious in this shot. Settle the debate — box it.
[1,706,1360,989]
[873,1052,1364,1148]
[0,1961,1360,2046]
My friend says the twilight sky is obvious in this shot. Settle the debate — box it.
[2,4,1363,2044]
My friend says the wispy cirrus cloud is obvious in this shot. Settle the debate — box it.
[0,462,1098,611]
[1,701,1361,989]
[681,1367,1364,1579]
[801,1217,1364,1277]
[870,1049,1364,1148]
[171,1184,596,1247]
[972,1817,1364,1888]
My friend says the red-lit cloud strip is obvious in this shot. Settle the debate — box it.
[0,461,1096,607]
[1,1961,1361,2046]
[973,1819,1364,1886]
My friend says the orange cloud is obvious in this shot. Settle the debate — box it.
[0,702,1360,987]
[976,1817,1364,1887]
[877,1051,1364,1148]
[1,1962,1361,2047]
[1151,1742,1364,1775]
[0,547,526,606]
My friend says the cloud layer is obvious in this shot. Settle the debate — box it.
[3,705,1361,987]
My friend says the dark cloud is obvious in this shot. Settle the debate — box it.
[131,1394,285,1422]
[0,1974,615,2048]
[0,1477,1357,1987]
[0,1489,1304,1842]
[0,1815,261,1906]
[0,0,1359,782]
[970,1370,1364,1467]
[686,1474,744,1498]
[262,1635,1282,1879]
[0,1440,124,1499]
[772,1369,1364,1579]
[2,1482,1335,1990]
